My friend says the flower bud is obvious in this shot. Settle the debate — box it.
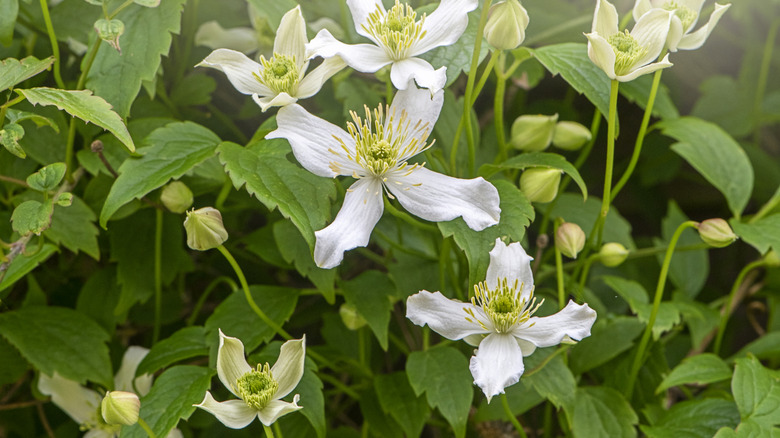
[510,114,558,152]
[339,303,367,330]
[484,0,530,51]
[520,167,561,203]
[552,121,592,151]
[599,242,629,267]
[696,219,737,248]
[94,18,125,53]
[161,181,194,214]
[184,207,228,251]
[556,222,586,259]
[101,391,139,426]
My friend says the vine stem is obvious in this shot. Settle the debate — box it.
[64,40,102,182]
[553,220,566,310]
[152,209,163,344]
[137,417,157,438]
[590,80,619,248]
[263,424,276,438]
[713,260,769,355]
[383,198,437,232]
[461,0,492,176]
[493,51,509,162]
[38,0,65,89]
[501,393,528,438]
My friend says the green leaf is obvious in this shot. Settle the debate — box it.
[26,162,66,191]
[133,0,160,7]
[1,123,25,158]
[0,336,28,386]
[731,214,780,254]
[656,354,733,393]
[732,355,780,428]
[602,276,680,340]
[658,117,754,218]
[6,109,60,132]
[480,152,587,200]
[569,316,644,374]
[11,199,53,235]
[374,372,430,438]
[0,244,57,295]
[0,56,54,92]
[550,193,634,249]
[45,194,100,259]
[340,271,395,351]
[136,326,208,376]
[620,73,679,120]
[359,387,404,438]
[406,347,473,438]
[641,399,740,438]
[75,268,119,334]
[0,306,112,387]
[732,332,780,361]
[99,122,220,227]
[572,387,638,438]
[0,0,18,46]
[273,220,336,303]
[19,87,135,153]
[524,351,577,411]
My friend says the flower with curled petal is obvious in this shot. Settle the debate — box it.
[633,0,730,51]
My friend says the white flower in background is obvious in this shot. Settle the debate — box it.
[267,86,501,269]
[197,6,346,112]
[195,331,306,428]
[406,239,597,402]
[633,0,731,51]
[307,0,478,93]
[585,0,674,81]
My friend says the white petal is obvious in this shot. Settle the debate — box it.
[593,0,619,35]
[513,300,597,348]
[388,86,444,157]
[274,6,307,63]
[666,16,685,52]
[389,58,447,93]
[37,372,101,425]
[469,333,525,403]
[677,3,730,51]
[485,239,534,301]
[346,0,384,41]
[217,330,252,398]
[165,429,184,438]
[271,337,306,399]
[314,178,385,269]
[411,0,479,55]
[84,430,112,438]
[114,346,152,396]
[632,0,652,22]
[386,168,500,231]
[197,49,271,96]
[517,338,537,357]
[194,21,258,54]
[252,92,298,112]
[631,9,674,66]
[616,54,672,82]
[406,290,490,340]
[297,57,347,98]
[585,32,617,80]
[267,104,354,178]
[257,395,303,426]
[194,392,258,429]
[307,29,391,73]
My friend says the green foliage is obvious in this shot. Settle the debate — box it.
[340,271,395,350]
[480,151,588,199]
[374,372,430,437]
[571,387,638,438]
[136,326,208,375]
[0,57,54,92]
[656,353,732,393]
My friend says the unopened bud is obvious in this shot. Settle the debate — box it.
[101,391,139,426]
[94,18,125,53]
[484,0,530,51]
[184,207,228,251]
[161,181,194,214]
[510,114,558,151]
[339,303,367,330]
[556,222,586,259]
[696,219,736,248]
[520,167,561,203]
[552,121,592,151]
[599,242,629,267]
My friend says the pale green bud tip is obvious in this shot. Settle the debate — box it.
[161,181,194,214]
[599,242,629,267]
[184,207,228,251]
[339,303,367,330]
[552,121,592,151]
[556,222,586,259]
[484,0,530,51]
[696,219,737,248]
[520,167,562,203]
[510,114,558,151]
[100,391,139,426]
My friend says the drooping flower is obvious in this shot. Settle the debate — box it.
[195,330,306,429]
[267,86,501,269]
[406,238,597,402]
[633,0,731,51]
[585,0,675,81]
[307,0,478,93]
[197,6,346,111]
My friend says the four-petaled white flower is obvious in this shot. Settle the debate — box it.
[633,0,730,52]
[585,0,675,81]
[267,86,501,269]
[197,6,345,112]
[307,0,478,93]
[406,238,597,402]
[195,330,306,429]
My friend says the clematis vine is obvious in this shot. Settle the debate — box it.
[307,0,478,93]
[406,239,597,402]
[195,330,306,429]
[633,0,731,51]
[585,0,675,81]
[197,6,346,112]
[267,85,501,269]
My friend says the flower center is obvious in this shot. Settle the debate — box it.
[235,363,279,411]
[662,1,697,31]
[255,53,300,95]
[607,30,648,76]
[464,278,543,333]
[363,0,426,61]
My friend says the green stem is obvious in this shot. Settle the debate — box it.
[713,260,768,355]
[137,418,157,438]
[273,422,283,438]
[64,40,102,182]
[749,188,780,224]
[186,276,238,326]
[152,209,163,344]
[493,51,508,162]
[462,0,492,176]
[0,95,27,130]
[214,179,232,211]
[753,18,780,146]
[107,0,135,19]
[263,424,275,438]
[501,393,528,438]
[554,221,566,310]
[591,80,619,248]
[383,198,437,232]
[38,0,65,89]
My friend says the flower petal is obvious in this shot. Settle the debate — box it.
[388,86,444,157]
[217,330,252,398]
[194,21,258,54]
[257,395,303,426]
[631,9,673,66]
[386,168,500,231]
[271,336,306,399]
[485,239,534,301]
[632,0,652,21]
[314,178,385,269]
[406,290,490,340]
[513,300,597,348]
[297,57,348,99]
[389,57,447,93]
[197,48,271,96]
[346,0,384,41]
[677,3,730,51]
[84,430,113,438]
[274,6,307,63]
[616,54,672,82]
[194,392,258,429]
[165,429,184,438]
[252,92,299,112]
[37,372,101,425]
[411,0,479,55]
[469,333,525,403]
[593,0,619,35]
[114,346,152,396]
[307,29,391,73]
[585,32,618,80]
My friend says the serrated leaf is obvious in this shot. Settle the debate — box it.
[136,327,208,376]
[731,214,780,254]
[11,199,53,235]
[572,386,638,438]
[272,220,336,303]
[1,123,25,158]
[45,194,99,259]
[0,56,54,92]
[569,316,644,374]
[0,244,57,295]
[732,355,780,428]
[6,108,60,132]
[19,87,135,153]
[656,354,732,393]
[375,372,430,438]
[641,399,740,438]
[26,162,66,191]
[340,271,395,351]
[94,18,125,52]
[480,152,588,200]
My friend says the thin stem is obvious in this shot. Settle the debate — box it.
[273,422,283,438]
[462,1,492,176]
[263,424,276,438]
[214,179,232,210]
[137,418,157,438]
[107,0,135,19]
[38,0,65,89]
[749,189,780,224]
[713,260,768,355]
[501,393,528,438]
[554,221,566,310]
[153,209,163,344]
[0,175,29,188]
[753,18,780,146]
[493,51,509,162]
[0,95,27,130]
[383,198,438,232]
[186,276,238,326]
[64,41,102,182]
[591,80,619,248]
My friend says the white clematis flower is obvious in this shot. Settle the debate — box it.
[195,330,305,428]
[267,86,501,269]
[197,6,346,112]
[307,0,478,93]
[633,0,731,51]
[406,238,597,402]
[585,0,675,82]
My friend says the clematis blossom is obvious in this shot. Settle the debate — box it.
[267,86,501,269]
[406,239,597,402]
[633,0,731,51]
[197,6,346,112]
[306,0,478,93]
[585,0,675,81]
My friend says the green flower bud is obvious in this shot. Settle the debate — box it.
[161,181,194,214]
[696,219,737,248]
[510,114,558,152]
[484,0,530,51]
[555,222,586,259]
[101,391,139,426]
[520,167,561,203]
[339,303,367,330]
[599,242,629,267]
[184,207,228,251]
[552,121,592,151]
[94,18,125,53]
